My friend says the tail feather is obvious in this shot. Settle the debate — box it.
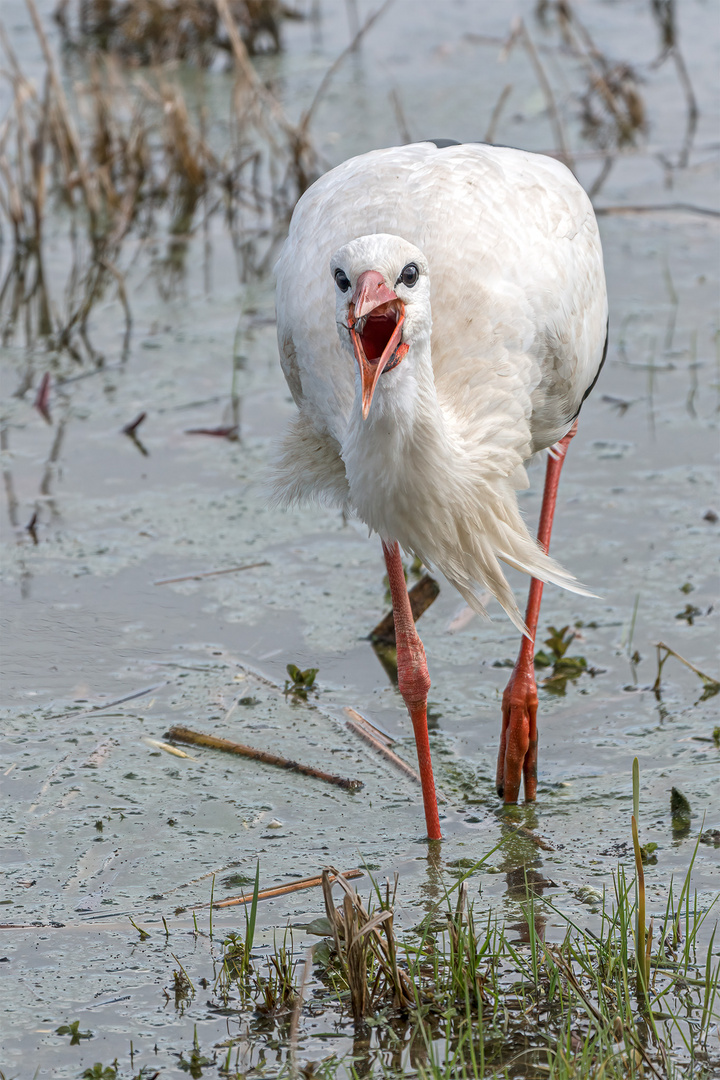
[395,478,594,641]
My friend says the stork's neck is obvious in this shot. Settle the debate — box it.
[341,335,451,536]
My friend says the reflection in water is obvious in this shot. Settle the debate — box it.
[1,396,71,599]
[418,837,444,912]
[494,803,556,944]
[348,1010,438,1080]
[0,424,19,529]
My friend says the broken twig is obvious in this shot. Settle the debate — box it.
[122,411,146,436]
[199,868,363,909]
[165,725,363,790]
[653,641,719,701]
[34,372,52,423]
[371,573,440,646]
[185,425,239,439]
[595,203,719,218]
[141,736,196,759]
[344,707,421,784]
[154,561,269,585]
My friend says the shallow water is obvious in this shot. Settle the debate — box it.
[1,1,719,1076]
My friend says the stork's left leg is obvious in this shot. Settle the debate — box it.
[496,420,578,803]
[382,540,442,840]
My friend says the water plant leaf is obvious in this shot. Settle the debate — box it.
[296,916,334,937]
[176,1025,212,1077]
[177,1049,212,1078]
[533,649,553,668]
[675,603,702,624]
[81,1065,117,1080]
[544,624,575,659]
[128,916,150,940]
[640,841,658,864]
[55,1019,92,1044]
[538,625,589,694]
[284,663,319,699]
[311,937,333,968]
[699,679,720,703]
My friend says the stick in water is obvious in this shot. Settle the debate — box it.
[344,707,421,784]
[165,725,363,790]
[202,868,364,909]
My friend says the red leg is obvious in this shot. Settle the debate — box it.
[383,540,441,840]
[496,420,578,803]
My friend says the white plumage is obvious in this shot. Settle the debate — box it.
[274,141,607,634]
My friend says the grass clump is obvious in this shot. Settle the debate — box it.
[195,773,718,1078]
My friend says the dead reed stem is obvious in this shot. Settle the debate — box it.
[153,561,269,585]
[2,1,325,358]
[201,868,363,909]
[165,724,363,790]
[371,573,440,646]
[595,202,719,218]
[343,707,421,784]
[321,867,415,1021]
[512,18,573,171]
[484,83,513,144]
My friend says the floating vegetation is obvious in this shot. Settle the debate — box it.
[55,1019,93,1044]
[675,602,703,625]
[81,1065,118,1080]
[176,1025,214,1076]
[284,662,319,700]
[534,624,589,695]
[128,915,151,939]
[169,954,196,1012]
[165,723,362,789]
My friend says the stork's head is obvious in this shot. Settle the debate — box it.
[330,234,431,419]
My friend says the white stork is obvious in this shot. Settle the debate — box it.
[273,141,608,840]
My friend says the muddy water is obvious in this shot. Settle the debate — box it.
[1,1,719,1076]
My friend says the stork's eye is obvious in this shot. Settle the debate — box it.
[334,268,351,292]
[398,263,419,288]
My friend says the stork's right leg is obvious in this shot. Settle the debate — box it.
[496,421,578,803]
[382,540,441,840]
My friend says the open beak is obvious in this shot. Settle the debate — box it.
[347,270,408,419]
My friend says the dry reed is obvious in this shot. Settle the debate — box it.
[0,0,319,362]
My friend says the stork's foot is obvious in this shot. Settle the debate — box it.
[496,664,538,803]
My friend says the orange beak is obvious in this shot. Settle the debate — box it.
[347,270,408,419]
